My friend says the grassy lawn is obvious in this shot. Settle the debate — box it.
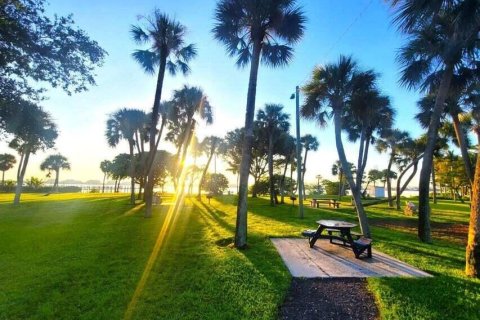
[0,193,479,319]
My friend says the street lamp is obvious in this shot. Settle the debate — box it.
[291,86,304,218]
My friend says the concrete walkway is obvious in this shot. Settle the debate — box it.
[271,238,431,278]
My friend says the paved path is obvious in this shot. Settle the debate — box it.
[271,238,431,278]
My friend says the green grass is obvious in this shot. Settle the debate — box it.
[0,193,479,319]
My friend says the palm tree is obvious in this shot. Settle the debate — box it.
[100,160,112,193]
[300,134,319,198]
[168,86,213,187]
[0,153,16,186]
[376,129,410,207]
[277,133,296,204]
[389,0,480,242]
[197,136,222,199]
[257,104,290,206]
[5,102,58,204]
[131,10,197,217]
[40,154,71,193]
[302,55,371,237]
[106,108,148,205]
[213,0,305,248]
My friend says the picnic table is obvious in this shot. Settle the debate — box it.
[302,219,372,259]
[310,198,340,208]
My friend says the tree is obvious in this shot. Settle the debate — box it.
[4,102,57,204]
[302,55,371,237]
[25,176,44,189]
[197,136,222,199]
[363,169,383,196]
[202,173,229,195]
[40,154,71,193]
[256,104,290,206]
[106,108,148,204]
[0,0,106,110]
[376,129,410,207]
[344,80,395,195]
[213,0,306,248]
[322,179,341,196]
[0,153,16,186]
[110,154,130,193]
[466,100,480,277]
[277,133,296,204]
[131,10,197,217]
[168,86,213,187]
[300,134,319,198]
[100,160,112,193]
[389,0,480,242]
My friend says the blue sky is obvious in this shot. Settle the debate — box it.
[2,0,425,186]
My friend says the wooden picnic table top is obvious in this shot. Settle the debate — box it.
[316,220,357,229]
[311,198,339,202]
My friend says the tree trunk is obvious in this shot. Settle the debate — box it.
[356,128,367,191]
[466,130,480,277]
[268,133,275,206]
[338,171,343,199]
[53,169,59,193]
[102,173,106,193]
[418,63,454,242]
[280,158,289,204]
[396,156,422,209]
[235,40,261,249]
[198,145,216,199]
[144,52,167,218]
[14,150,30,205]
[129,141,136,205]
[333,109,370,237]
[432,165,437,204]
[451,112,474,184]
[387,154,394,207]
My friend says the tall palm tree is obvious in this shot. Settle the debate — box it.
[257,104,290,206]
[40,154,71,193]
[389,0,480,242]
[168,86,213,187]
[106,108,148,205]
[100,160,112,193]
[0,153,16,186]
[376,129,410,207]
[197,136,222,199]
[302,55,371,237]
[213,0,305,248]
[300,134,319,196]
[131,10,197,217]
[278,133,296,204]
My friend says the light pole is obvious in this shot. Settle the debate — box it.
[292,86,304,218]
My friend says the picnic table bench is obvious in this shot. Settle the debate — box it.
[302,220,372,259]
[310,198,340,208]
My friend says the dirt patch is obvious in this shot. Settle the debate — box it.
[278,278,378,320]
[372,219,468,244]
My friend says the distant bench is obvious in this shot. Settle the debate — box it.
[310,198,340,209]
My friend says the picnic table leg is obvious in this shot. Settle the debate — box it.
[309,225,324,248]
[345,232,360,258]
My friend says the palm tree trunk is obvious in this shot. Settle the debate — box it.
[432,165,437,204]
[387,154,394,207]
[145,52,167,218]
[451,112,474,184]
[280,158,289,204]
[235,40,261,249]
[102,173,106,193]
[418,63,454,242]
[14,150,30,205]
[396,156,422,209]
[356,128,367,190]
[338,171,343,199]
[198,147,215,199]
[54,169,59,193]
[466,129,480,277]
[268,133,275,206]
[333,109,370,237]
[129,141,136,205]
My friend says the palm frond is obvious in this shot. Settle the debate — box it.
[131,50,159,75]
[261,43,293,68]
